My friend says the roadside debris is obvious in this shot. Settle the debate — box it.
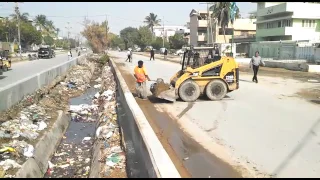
[96,65,127,178]
[0,55,96,177]
[45,54,126,178]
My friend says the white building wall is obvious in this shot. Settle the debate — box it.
[153,26,189,40]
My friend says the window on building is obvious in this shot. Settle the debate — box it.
[278,21,281,28]
[309,20,312,27]
[302,20,305,27]
[282,19,292,27]
[218,28,233,35]
[313,20,316,27]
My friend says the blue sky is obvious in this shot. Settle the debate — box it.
[0,2,256,38]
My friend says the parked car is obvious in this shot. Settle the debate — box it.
[38,47,55,59]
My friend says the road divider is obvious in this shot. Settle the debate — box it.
[109,57,181,178]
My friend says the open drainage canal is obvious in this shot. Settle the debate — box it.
[44,86,98,178]
[44,63,148,178]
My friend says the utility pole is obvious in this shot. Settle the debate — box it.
[14,2,21,57]
[65,22,71,49]
[200,2,215,46]
[162,16,165,48]
[106,15,108,49]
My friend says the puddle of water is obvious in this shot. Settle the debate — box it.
[44,84,99,178]
[116,89,150,178]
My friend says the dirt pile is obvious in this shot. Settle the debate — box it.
[151,78,171,97]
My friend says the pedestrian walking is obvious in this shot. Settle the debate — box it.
[164,49,168,60]
[150,48,155,61]
[130,49,133,62]
[68,50,72,61]
[125,49,131,62]
[249,51,265,83]
[134,60,151,100]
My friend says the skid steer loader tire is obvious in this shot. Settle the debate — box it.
[179,80,200,102]
[206,80,227,101]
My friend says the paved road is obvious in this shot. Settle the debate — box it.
[110,51,320,178]
[0,51,78,88]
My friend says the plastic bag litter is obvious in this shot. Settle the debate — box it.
[101,90,114,97]
[94,92,100,99]
[23,144,34,158]
[37,121,47,131]
[110,146,122,153]
[95,78,102,82]
[0,159,21,170]
[93,84,102,89]
[82,137,91,142]
[48,161,55,168]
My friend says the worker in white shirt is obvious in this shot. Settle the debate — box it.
[125,49,131,62]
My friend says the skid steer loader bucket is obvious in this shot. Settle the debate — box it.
[150,78,177,102]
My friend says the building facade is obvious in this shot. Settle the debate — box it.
[153,25,189,41]
[189,9,256,46]
[254,2,320,41]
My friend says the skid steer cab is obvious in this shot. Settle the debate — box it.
[150,46,239,102]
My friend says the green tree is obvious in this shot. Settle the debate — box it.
[119,27,139,50]
[137,26,152,49]
[169,34,186,49]
[109,33,125,50]
[10,12,30,22]
[144,13,161,35]
[43,35,54,46]
[210,2,240,43]
[20,21,42,46]
[151,37,169,50]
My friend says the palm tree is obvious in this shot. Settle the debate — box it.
[144,13,161,35]
[34,14,48,32]
[210,2,240,43]
[9,12,29,22]
[46,20,56,36]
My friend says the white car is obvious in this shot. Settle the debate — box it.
[82,48,87,51]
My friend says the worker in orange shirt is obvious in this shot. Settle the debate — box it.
[134,60,151,99]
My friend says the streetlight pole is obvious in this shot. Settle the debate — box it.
[162,16,165,48]
[14,2,22,57]
[65,22,71,49]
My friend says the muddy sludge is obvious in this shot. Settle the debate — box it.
[45,59,128,178]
